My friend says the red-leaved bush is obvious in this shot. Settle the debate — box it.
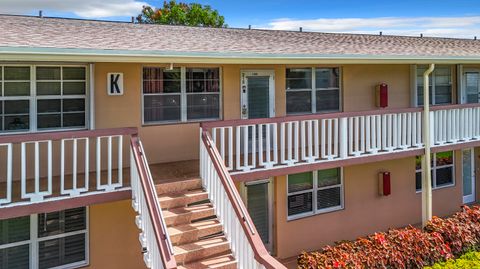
[298,206,480,269]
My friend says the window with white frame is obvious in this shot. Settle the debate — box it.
[0,65,87,133]
[416,65,453,106]
[0,207,88,269]
[286,67,340,115]
[287,168,343,219]
[143,67,220,123]
[415,151,455,191]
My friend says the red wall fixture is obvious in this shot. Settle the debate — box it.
[375,83,389,108]
[378,172,391,196]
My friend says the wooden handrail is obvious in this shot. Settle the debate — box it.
[0,127,138,144]
[201,130,286,269]
[201,107,423,129]
[130,135,177,269]
[430,102,480,111]
[201,103,480,129]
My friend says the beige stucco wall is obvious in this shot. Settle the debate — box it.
[273,151,464,259]
[87,200,145,269]
[94,63,411,164]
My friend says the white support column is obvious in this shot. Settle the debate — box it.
[422,63,435,227]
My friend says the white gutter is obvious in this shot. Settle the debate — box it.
[422,63,435,227]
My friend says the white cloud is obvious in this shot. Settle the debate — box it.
[263,16,480,39]
[0,0,147,18]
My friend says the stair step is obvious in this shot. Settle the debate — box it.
[156,178,203,195]
[174,236,231,264]
[163,203,215,227]
[177,254,237,269]
[168,219,223,245]
[159,189,209,209]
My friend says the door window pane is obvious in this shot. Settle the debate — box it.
[247,76,270,119]
[247,183,269,244]
[463,150,473,196]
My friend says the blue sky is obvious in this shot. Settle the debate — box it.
[1,0,480,38]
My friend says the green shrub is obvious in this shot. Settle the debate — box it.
[298,206,480,269]
[426,251,480,269]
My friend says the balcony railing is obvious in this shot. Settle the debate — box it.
[0,127,136,208]
[201,103,480,176]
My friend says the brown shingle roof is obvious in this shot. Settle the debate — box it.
[1,14,480,58]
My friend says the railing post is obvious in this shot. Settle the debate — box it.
[339,117,348,159]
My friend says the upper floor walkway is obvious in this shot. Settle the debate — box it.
[0,102,479,211]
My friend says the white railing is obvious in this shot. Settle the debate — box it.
[203,108,425,174]
[130,135,176,269]
[0,128,135,207]
[431,104,480,146]
[200,131,286,269]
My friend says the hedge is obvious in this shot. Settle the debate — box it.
[298,206,480,269]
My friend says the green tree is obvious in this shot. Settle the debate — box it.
[136,1,226,27]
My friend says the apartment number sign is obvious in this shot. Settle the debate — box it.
[107,73,124,95]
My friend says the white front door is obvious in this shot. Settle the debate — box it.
[240,70,275,119]
[463,69,480,104]
[463,148,476,204]
[242,179,273,253]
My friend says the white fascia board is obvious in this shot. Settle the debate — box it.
[2,46,480,64]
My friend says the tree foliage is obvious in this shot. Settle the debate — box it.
[136,1,226,27]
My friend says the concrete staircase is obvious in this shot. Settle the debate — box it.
[157,178,237,269]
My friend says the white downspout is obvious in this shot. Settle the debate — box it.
[422,63,435,227]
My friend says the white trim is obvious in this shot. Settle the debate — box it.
[461,67,480,104]
[413,65,454,106]
[89,64,95,130]
[141,66,222,124]
[240,70,276,119]
[416,151,456,192]
[287,167,344,221]
[242,178,274,253]
[285,67,341,115]
[0,64,89,134]
[0,207,89,269]
[462,148,476,204]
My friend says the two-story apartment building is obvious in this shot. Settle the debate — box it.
[1,14,480,269]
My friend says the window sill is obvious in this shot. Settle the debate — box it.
[287,205,344,222]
